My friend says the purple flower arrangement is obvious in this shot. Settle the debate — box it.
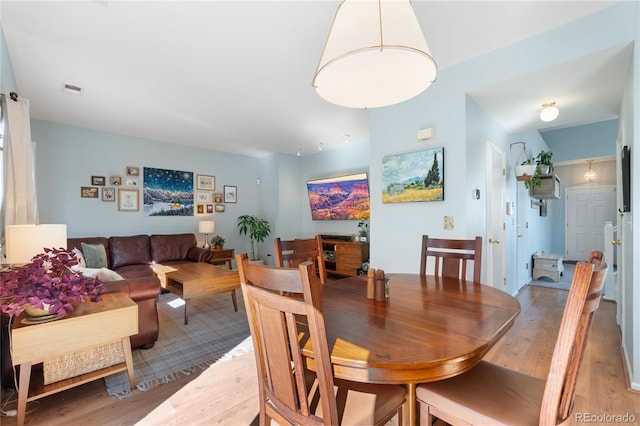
[0,248,105,318]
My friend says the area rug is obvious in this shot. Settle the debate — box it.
[105,291,251,398]
[528,262,575,291]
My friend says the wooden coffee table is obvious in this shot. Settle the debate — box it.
[152,262,241,324]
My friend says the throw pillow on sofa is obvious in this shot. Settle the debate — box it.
[81,242,108,268]
[72,247,87,267]
[76,267,124,282]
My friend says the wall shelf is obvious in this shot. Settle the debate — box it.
[530,174,561,199]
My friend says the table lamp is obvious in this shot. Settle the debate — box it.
[5,224,68,264]
[198,220,215,249]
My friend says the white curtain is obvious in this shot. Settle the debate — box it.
[0,93,38,261]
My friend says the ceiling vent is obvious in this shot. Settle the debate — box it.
[62,83,83,96]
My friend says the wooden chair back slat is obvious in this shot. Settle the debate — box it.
[420,235,482,282]
[555,251,606,420]
[540,259,608,424]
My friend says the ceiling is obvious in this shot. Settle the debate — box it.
[0,1,625,158]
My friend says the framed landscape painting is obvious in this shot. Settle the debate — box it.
[143,167,194,216]
[382,147,444,203]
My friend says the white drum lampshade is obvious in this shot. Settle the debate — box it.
[312,0,437,109]
[5,224,68,264]
[198,220,215,249]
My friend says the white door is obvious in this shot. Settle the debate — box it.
[516,178,530,290]
[486,143,507,291]
[565,186,616,261]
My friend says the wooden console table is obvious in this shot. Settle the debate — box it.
[208,248,234,270]
[11,292,138,426]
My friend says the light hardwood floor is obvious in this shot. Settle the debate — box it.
[1,284,638,425]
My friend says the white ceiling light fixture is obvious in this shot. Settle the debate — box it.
[584,159,598,182]
[540,101,559,122]
[312,0,437,109]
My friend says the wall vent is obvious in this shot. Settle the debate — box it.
[62,83,83,96]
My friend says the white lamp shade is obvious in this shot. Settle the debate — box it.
[312,0,437,109]
[540,105,559,122]
[5,224,68,264]
[198,220,215,234]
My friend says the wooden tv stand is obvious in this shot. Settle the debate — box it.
[320,238,369,277]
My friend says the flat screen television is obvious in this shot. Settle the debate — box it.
[306,173,370,220]
[621,145,631,212]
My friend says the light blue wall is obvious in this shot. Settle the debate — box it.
[540,119,618,162]
[32,120,263,253]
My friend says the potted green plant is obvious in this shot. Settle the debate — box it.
[0,248,105,319]
[357,221,369,242]
[515,157,536,182]
[523,150,554,189]
[210,235,226,250]
[237,215,271,262]
[535,150,553,174]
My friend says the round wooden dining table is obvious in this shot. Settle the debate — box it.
[301,273,521,426]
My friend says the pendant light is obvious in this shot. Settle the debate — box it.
[584,160,598,182]
[312,0,437,109]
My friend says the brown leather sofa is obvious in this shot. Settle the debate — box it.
[66,233,212,348]
[1,233,211,388]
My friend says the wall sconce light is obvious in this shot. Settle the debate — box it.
[540,102,559,122]
[584,160,598,182]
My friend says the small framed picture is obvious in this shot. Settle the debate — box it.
[213,193,223,203]
[196,204,205,214]
[118,189,139,211]
[126,166,140,176]
[102,187,116,202]
[125,178,139,187]
[91,176,106,186]
[110,175,122,186]
[196,174,215,190]
[206,204,214,213]
[81,187,99,198]
[196,192,211,203]
[215,204,226,212]
[224,185,237,203]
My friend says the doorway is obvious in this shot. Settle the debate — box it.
[486,143,507,291]
[565,185,616,261]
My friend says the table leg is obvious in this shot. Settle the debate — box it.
[122,337,135,389]
[17,362,32,426]
[403,382,416,426]
[231,290,238,312]
[184,299,190,325]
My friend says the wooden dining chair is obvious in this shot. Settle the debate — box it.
[236,253,405,426]
[274,235,327,284]
[588,250,604,265]
[420,235,483,282]
[415,260,608,426]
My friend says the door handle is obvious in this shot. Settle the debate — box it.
[612,240,622,246]
[517,234,523,238]
[488,239,501,244]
